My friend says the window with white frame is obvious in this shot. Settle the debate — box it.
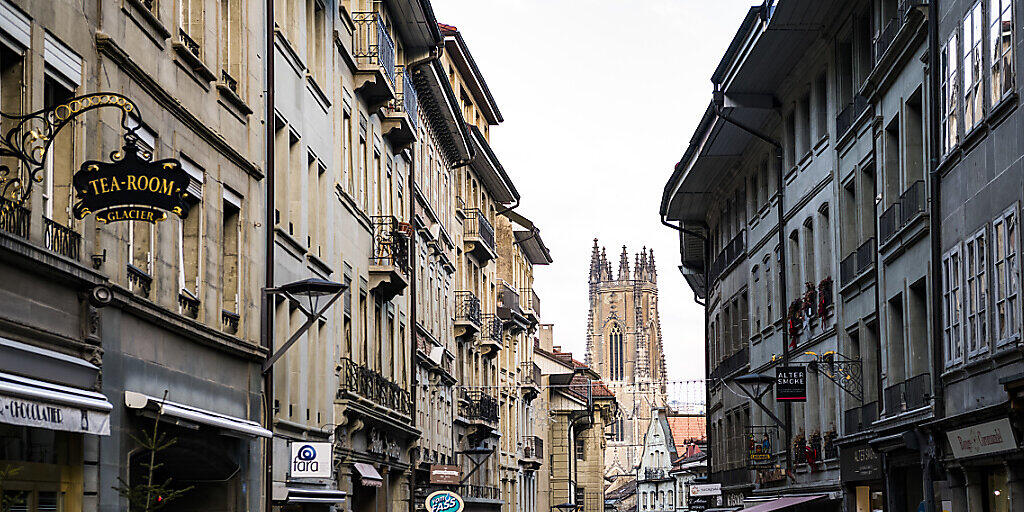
[943,245,964,366]
[990,0,1015,104]
[963,2,985,131]
[941,31,960,154]
[764,253,774,325]
[751,265,761,334]
[965,228,988,355]
[994,207,1019,344]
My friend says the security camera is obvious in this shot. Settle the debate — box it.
[89,285,113,308]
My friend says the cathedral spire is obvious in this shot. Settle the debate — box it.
[590,238,601,283]
[648,248,657,283]
[618,246,630,281]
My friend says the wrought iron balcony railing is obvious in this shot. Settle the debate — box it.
[352,11,396,84]
[221,69,239,94]
[460,389,498,423]
[178,291,200,319]
[643,468,671,481]
[709,346,748,381]
[880,180,926,243]
[840,238,876,287]
[178,28,201,58]
[836,94,869,137]
[883,373,930,416]
[710,231,745,283]
[370,215,410,273]
[127,264,152,297]
[338,357,413,416]
[0,196,29,238]
[875,1,928,62]
[386,66,419,132]
[522,436,543,459]
[844,401,878,434]
[498,282,521,316]
[462,208,494,253]
[520,288,540,319]
[455,290,482,326]
[43,217,80,260]
[480,313,502,343]
[460,484,500,501]
[521,361,541,386]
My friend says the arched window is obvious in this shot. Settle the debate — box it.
[609,323,624,380]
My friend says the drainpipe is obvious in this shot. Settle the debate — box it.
[924,2,943,511]
[262,0,276,510]
[710,85,793,478]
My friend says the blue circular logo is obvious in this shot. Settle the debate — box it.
[425,490,464,512]
[297,444,317,461]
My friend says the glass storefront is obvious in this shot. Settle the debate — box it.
[0,424,81,512]
[986,467,1010,512]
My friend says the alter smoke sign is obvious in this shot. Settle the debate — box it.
[776,365,807,401]
[290,442,331,478]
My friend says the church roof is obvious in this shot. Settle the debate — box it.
[667,415,706,453]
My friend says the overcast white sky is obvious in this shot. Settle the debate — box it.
[431,0,754,402]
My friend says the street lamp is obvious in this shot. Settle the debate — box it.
[262,277,346,511]
[553,502,580,512]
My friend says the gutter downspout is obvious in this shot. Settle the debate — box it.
[262,0,275,511]
[924,2,943,511]
[710,86,793,479]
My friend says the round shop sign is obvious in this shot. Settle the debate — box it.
[425,490,464,512]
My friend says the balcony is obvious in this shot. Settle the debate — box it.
[460,484,501,504]
[709,346,748,381]
[709,231,745,283]
[840,238,876,289]
[178,290,200,319]
[875,1,927,63]
[641,468,672,482]
[459,389,499,429]
[42,217,81,260]
[454,290,482,338]
[519,436,543,469]
[479,313,503,357]
[883,373,930,417]
[127,264,152,297]
[836,94,870,139]
[221,309,239,334]
[521,361,541,401]
[844,401,878,435]
[497,282,529,332]
[0,197,29,238]
[381,66,419,149]
[172,28,215,82]
[462,208,496,263]
[880,180,927,245]
[352,11,397,108]
[369,216,410,301]
[521,288,540,324]
[337,357,413,417]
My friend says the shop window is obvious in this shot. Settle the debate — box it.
[988,468,1011,512]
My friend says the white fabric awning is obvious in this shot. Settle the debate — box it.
[0,370,112,435]
[281,488,347,504]
[124,391,271,438]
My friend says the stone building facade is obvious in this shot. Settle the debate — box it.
[662,1,1024,512]
[585,240,668,482]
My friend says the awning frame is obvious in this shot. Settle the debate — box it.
[124,391,271,438]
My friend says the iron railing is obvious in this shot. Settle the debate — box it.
[455,290,482,326]
[221,309,239,334]
[521,361,541,386]
[387,66,419,132]
[836,94,869,137]
[480,313,502,343]
[883,373,930,416]
[221,69,239,94]
[338,357,413,416]
[522,436,543,459]
[140,0,156,11]
[710,231,745,283]
[710,346,748,381]
[178,291,200,318]
[823,432,839,459]
[521,287,539,315]
[463,208,495,253]
[880,180,926,243]
[460,389,498,423]
[642,468,671,481]
[0,197,29,238]
[840,238,876,287]
[352,12,395,84]
[498,282,521,317]
[875,1,928,61]
[460,485,500,501]
[127,264,152,297]
[178,28,201,58]
[370,215,410,273]
[43,217,80,260]
[844,401,879,434]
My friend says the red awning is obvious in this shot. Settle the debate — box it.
[743,495,826,512]
[353,463,383,488]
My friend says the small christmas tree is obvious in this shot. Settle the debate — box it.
[0,465,24,512]
[114,391,193,512]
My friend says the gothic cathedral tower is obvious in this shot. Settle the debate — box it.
[585,239,668,482]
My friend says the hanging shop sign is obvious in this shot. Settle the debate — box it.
[946,418,1019,459]
[425,490,464,512]
[776,365,807,401]
[688,495,710,512]
[71,139,192,223]
[429,464,461,485]
[290,442,332,478]
[0,393,110,436]
[839,443,881,482]
[688,483,721,497]
[746,425,778,467]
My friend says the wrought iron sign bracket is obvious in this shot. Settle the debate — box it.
[0,93,141,203]
[802,351,864,402]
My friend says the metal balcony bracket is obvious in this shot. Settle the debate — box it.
[732,373,788,434]
[0,93,142,203]
[457,446,494,484]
